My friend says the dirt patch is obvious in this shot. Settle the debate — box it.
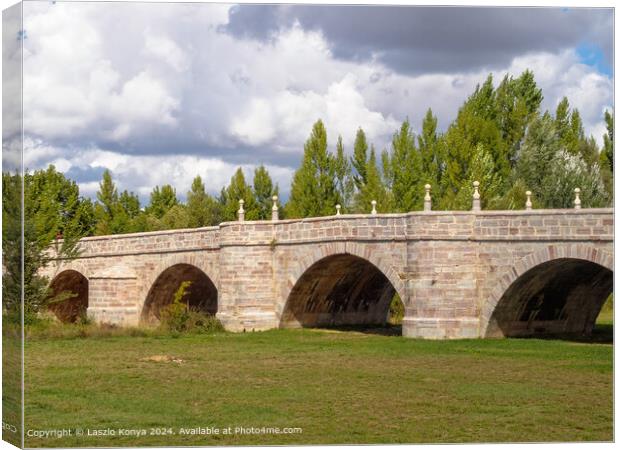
[140,355,184,364]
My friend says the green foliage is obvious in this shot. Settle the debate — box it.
[334,136,355,212]
[286,119,341,218]
[160,281,192,333]
[186,175,222,227]
[3,167,90,323]
[354,146,392,213]
[147,184,178,219]
[517,112,609,208]
[384,119,423,212]
[220,168,258,221]
[352,128,369,190]
[253,165,279,220]
[387,294,404,325]
[418,108,442,186]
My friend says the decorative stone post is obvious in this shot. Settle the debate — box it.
[371,200,377,215]
[271,195,279,221]
[525,191,532,210]
[424,184,432,211]
[574,188,581,210]
[335,204,341,216]
[238,199,245,222]
[472,181,481,212]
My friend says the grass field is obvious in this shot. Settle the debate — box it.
[22,320,613,447]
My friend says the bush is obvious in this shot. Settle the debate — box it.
[159,281,192,332]
[185,311,225,334]
[388,294,404,325]
[159,281,225,334]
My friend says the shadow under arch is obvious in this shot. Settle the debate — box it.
[280,253,402,330]
[485,257,613,338]
[141,263,217,324]
[47,269,89,323]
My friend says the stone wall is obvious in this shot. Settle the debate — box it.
[41,208,613,338]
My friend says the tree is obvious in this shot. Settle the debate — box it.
[146,185,178,219]
[517,112,608,208]
[253,165,279,220]
[418,108,442,188]
[384,119,423,212]
[186,175,222,227]
[601,109,614,172]
[600,110,614,198]
[452,143,503,210]
[494,70,542,166]
[334,136,354,212]
[221,168,258,221]
[161,204,191,229]
[94,169,129,235]
[286,120,340,218]
[351,128,368,190]
[3,167,90,323]
[354,146,391,213]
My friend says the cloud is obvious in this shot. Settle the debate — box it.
[224,5,613,75]
[22,137,294,202]
[16,2,613,201]
[143,30,189,72]
[230,72,399,150]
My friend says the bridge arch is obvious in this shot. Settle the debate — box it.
[482,245,613,338]
[47,269,89,323]
[279,243,405,329]
[141,263,218,324]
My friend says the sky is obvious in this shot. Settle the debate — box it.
[8,2,615,202]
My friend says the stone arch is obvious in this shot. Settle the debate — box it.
[47,269,89,323]
[279,242,405,329]
[141,263,218,324]
[482,244,613,337]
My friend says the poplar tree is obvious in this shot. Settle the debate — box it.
[253,165,279,220]
[94,169,130,235]
[355,146,391,213]
[147,185,178,219]
[187,175,222,227]
[418,108,442,188]
[221,168,258,221]
[351,128,368,189]
[334,136,354,211]
[286,120,340,218]
[385,119,423,212]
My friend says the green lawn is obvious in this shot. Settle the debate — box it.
[22,326,612,447]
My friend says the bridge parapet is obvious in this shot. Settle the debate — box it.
[68,226,220,258]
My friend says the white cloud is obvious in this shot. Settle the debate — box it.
[143,30,189,72]
[22,139,294,202]
[23,3,180,141]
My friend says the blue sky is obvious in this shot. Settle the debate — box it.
[9,2,614,202]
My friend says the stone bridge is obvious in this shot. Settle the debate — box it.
[41,206,614,339]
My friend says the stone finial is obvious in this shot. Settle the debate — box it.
[472,181,481,212]
[336,204,341,216]
[371,200,377,215]
[238,199,245,222]
[271,195,279,221]
[525,191,532,210]
[574,188,581,210]
[424,184,432,212]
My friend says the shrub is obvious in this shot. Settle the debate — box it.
[184,310,225,334]
[159,281,192,332]
[388,294,404,325]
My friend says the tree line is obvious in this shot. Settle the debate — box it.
[2,69,614,322]
[7,70,615,243]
